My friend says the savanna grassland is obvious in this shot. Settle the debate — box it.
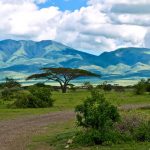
[0,89,149,150]
[0,90,150,120]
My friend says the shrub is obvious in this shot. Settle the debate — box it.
[98,81,112,92]
[0,87,21,101]
[69,84,76,92]
[75,128,122,146]
[116,115,143,134]
[1,88,13,101]
[103,84,112,91]
[133,121,150,142]
[96,84,102,89]
[3,78,21,89]
[134,79,146,95]
[12,91,37,108]
[83,82,93,90]
[12,87,54,108]
[114,86,125,92]
[145,79,150,93]
[75,90,120,144]
[116,115,150,142]
[27,83,53,91]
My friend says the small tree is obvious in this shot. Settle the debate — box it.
[3,77,21,88]
[102,81,112,92]
[75,91,120,130]
[0,78,21,100]
[134,79,146,95]
[145,79,150,93]
[27,68,100,93]
[75,91,120,144]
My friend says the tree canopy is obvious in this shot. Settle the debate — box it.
[27,67,100,93]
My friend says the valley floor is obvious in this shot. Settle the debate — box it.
[0,90,150,150]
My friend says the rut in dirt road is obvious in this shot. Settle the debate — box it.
[0,111,75,150]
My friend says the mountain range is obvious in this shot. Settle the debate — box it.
[0,39,150,84]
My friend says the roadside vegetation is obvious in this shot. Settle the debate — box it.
[30,88,150,150]
[0,75,150,149]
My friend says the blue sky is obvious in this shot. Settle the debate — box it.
[38,0,87,11]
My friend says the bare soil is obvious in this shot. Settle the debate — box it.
[119,104,150,110]
[0,111,75,150]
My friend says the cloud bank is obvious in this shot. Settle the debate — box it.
[0,0,150,54]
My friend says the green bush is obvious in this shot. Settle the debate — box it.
[0,78,22,101]
[116,115,150,142]
[69,84,76,92]
[145,79,150,93]
[133,121,150,142]
[103,84,112,92]
[75,128,123,145]
[12,91,37,108]
[2,78,21,89]
[83,82,93,90]
[1,88,13,101]
[75,90,120,144]
[0,87,21,101]
[134,79,149,95]
[12,87,54,108]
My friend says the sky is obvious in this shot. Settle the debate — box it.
[0,0,150,54]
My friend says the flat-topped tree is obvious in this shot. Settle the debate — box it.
[26,67,100,93]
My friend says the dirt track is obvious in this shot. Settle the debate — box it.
[0,111,75,150]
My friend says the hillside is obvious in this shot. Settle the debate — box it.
[0,40,150,82]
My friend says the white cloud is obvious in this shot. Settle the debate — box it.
[0,0,150,54]
[144,30,150,48]
[88,0,150,5]
[0,0,47,4]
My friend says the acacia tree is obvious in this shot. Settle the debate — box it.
[27,68,100,93]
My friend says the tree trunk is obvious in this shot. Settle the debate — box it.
[61,85,67,93]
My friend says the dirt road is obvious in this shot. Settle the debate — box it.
[0,111,75,150]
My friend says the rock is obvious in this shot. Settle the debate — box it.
[65,145,69,149]
[67,139,73,144]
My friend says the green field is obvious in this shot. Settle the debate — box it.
[0,90,150,120]
[0,90,150,149]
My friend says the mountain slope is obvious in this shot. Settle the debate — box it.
[97,47,150,67]
[0,39,150,82]
[0,39,97,71]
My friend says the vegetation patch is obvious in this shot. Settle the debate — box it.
[11,87,54,108]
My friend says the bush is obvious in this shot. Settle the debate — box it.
[12,91,37,108]
[133,121,150,142]
[114,86,125,92]
[103,84,112,92]
[116,115,150,142]
[134,79,149,95]
[27,83,54,91]
[34,82,46,87]
[1,88,13,101]
[116,115,143,134]
[145,79,150,93]
[12,87,54,108]
[0,78,22,101]
[75,90,120,144]
[83,82,93,90]
[75,128,122,146]
[0,87,21,101]
[69,84,76,92]
[2,78,21,89]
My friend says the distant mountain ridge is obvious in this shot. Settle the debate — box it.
[0,39,150,83]
[97,47,150,67]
